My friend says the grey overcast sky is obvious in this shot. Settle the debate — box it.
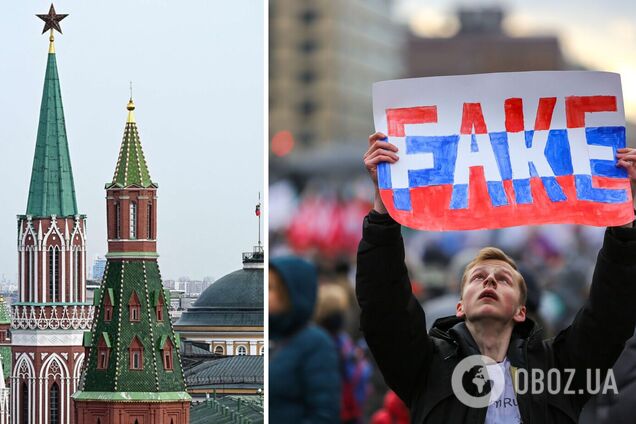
[396,0,636,121]
[0,1,264,283]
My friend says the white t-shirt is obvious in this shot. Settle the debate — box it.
[485,358,522,424]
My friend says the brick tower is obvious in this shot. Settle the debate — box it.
[73,98,190,423]
[11,7,93,424]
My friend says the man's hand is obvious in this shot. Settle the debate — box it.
[364,132,399,213]
[617,147,636,181]
[616,147,636,227]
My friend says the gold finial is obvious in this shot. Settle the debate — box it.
[49,29,55,54]
[127,90,136,123]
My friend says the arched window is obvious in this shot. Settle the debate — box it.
[50,383,60,424]
[115,203,121,239]
[73,248,80,301]
[162,337,174,371]
[97,334,111,370]
[147,203,153,239]
[29,247,35,302]
[21,382,28,424]
[237,345,247,356]
[214,345,224,355]
[128,291,141,322]
[129,202,137,239]
[48,247,60,302]
[156,291,164,322]
[129,336,144,370]
[24,249,30,302]
[104,293,113,322]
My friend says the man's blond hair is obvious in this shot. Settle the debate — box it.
[460,247,527,305]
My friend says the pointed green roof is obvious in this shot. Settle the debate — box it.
[26,51,78,217]
[79,260,189,399]
[107,100,156,189]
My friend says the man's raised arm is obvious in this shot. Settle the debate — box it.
[356,132,434,406]
[552,147,636,404]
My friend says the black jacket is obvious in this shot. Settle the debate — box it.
[356,211,636,423]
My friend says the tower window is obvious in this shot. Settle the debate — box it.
[156,291,164,322]
[97,334,111,370]
[24,249,30,302]
[128,291,141,322]
[74,248,80,300]
[104,293,113,322]
[48,247,60,302]
[129,336,144,370]
[129,202,137,239]
[115,203,121,239]
[21,382,28,424]
[162,337,174,371]
[50,383,60,424]
[147,203,153,239]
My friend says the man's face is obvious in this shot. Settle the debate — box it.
[456,259,526,324]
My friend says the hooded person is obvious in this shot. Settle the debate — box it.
[269,256,341,423]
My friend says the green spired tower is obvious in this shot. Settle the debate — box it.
[12,6,93,424]
[73,98,191,423]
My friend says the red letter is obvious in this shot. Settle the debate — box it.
[504,98,524,133]
[565,96,616,128]
[534,97,557,131]
[460,103,487,134]
[386,106,437,137]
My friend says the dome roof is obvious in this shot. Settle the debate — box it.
[193,267,263,309]
[175,250,264,328]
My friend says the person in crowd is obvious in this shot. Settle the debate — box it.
[269,256,341,423]
[316,283,372,423]
[357,132,636,423]
[370,391,410,424]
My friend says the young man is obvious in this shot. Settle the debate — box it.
[356,132,636,423]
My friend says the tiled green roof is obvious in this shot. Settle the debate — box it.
[0,298,11,325]
[82,260,187,398]
[26,52,78,217]
[184,356,263,384]
[107,104,156,189]
[190,396,264,424]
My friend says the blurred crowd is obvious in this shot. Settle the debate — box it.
[269,175,624,423]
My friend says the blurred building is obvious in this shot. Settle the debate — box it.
[407,7,568,77]
[90,256,106,281]
[269,0,406,150]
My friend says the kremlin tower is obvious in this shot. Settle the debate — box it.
[11,6,93,424]
[73,98,191,422]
